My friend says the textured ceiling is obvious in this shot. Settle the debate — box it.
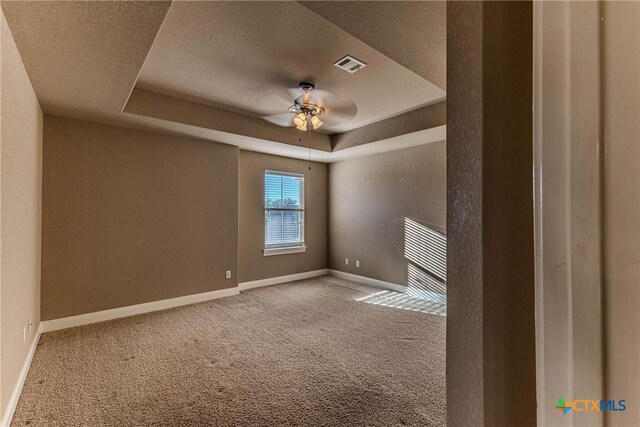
[1,0,171,116]
[300,1,446,89]
[1,0,446,160]
[136,1,444,133]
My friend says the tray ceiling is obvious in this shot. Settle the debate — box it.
[1,1,446,161]
[136,1,445,133]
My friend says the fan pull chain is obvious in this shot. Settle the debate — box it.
[307,126,312,171]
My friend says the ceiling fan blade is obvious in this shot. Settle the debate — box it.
[306,89,358,121]
[262,112,295,127]
[254,91,294,114]
[323,101,358,121]
[308,88,337,102]
[286,87,303,100]
[309,89,349,106]
[257,84,358,128]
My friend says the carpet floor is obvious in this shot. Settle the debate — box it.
[12,276,446,426]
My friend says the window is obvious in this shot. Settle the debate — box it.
[264,171,306,256]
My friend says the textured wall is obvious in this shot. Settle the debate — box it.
[41,116,238,320]
[328,142,446,286]
[446,2,535,426]
[445,2,484,425]
[238,150,327,283]
[0,9,43,419]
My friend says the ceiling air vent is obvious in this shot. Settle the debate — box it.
[334,55,367,74]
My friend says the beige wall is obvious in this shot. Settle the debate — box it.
[0,9,43,420]
[42,116,238,320]
[447,2,536,426]
[603,2,640,425]
[238,150,327,283]
[328,142,446,287]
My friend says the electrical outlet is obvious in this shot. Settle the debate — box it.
[356,260,360,268]
[225,270,231,279]
[345,258,349,265]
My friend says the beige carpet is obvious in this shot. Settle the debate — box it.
[12,276,446,426]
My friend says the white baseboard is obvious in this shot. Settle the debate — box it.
[328,269,408,293]
[40,287,239,333]
[239,269,328,291]
[1,324,42,427]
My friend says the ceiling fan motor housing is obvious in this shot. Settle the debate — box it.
[298,81,315,93]
[288,102,323,116]
[289,81,324,116]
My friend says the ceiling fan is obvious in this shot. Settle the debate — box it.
[259,82,357,132]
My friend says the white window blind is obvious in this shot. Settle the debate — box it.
[264,171,305,249]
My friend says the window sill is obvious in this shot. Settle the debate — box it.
[263,246,307,257]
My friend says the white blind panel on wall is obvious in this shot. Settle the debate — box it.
[264,172,304,247]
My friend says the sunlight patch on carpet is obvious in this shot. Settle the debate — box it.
[355,290,446,316]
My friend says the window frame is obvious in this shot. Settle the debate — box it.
[263,170,306,256]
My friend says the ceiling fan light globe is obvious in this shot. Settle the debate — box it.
[293,112,306,129]
[310,115,323,130]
